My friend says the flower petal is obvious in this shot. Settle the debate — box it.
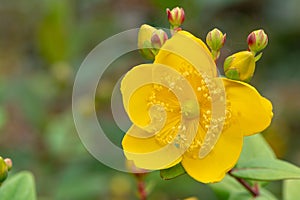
[122,125,182,170]
[121,64,179,128]
[182,123,243,183]
[179,31,212,55]
[121,64,153,127]
[222,78,273,135]
[154,31,217,77]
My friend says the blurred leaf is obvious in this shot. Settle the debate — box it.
[210,175,242,199]
[37,0,73,63]
[0,76,55,128]
[45,111,85,157]
[283,179,300,200]
[0,171,36,200]
[237,134,275,167]
[0,107,7,130]
[160,163,186,180]
[151,0,184,9]
[229,190,277,200]
[228,192,251,200]
[232,158,300,181]
[210,175,277,200]
[54,165,109,199]
[256,190,278,200]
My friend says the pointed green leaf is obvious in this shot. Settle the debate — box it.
[254,52,263,62]
[229,190,277,200]
[283,179,300,200]
[232,159,300,181]
[0,171,37,200]
[237,134,275,167]
[229,192,251,200]
[210,175,277,200]
[209,175,243,199]
[160,163,186,180]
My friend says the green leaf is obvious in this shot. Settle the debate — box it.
[228,192,252,200]
[37,0,73,63]
[0,171,37,200]
[209,175,277,200]
[237,134,276,187]
[237,134,275,167]
[232,159,300,181]
[209,175,243,199]
[0,106,7,130]
[255,189,278,200]
[229,190,277,200]
[283,179,300,200]
[254,52,263,62]
[160,163,186,180]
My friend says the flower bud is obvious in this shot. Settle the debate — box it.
[0,157,8,182]
[247,29,268,53]
[224,51,256,82]
[4,158,12,171]
[206,28,226,52]
[166,7,185,27]
[151,29,168,50]
[138,24,157,60]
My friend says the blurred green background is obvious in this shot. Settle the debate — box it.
[0,0,300,199]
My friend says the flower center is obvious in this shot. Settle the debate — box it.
[146,62,232,159]
[181,99,200,119]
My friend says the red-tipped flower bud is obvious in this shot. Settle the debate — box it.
[247,29,268,53]
[138,24,157,60]
[206,28,226,52]
[166,7,185,27]
[151,29,168,49]
[4,158,12,171]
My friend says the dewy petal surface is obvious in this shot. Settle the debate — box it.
[181,121,243,183]
[222,78,273,136]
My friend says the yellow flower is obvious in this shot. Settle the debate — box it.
[120,31,273,183]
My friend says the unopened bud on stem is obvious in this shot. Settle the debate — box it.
[206,28,226,51]
[0,157,8,182]
[224,51,256,82]
[4,158,12,171]
[138,24,157,60]
[206,28,226,60]
[166,7,185,27]
[151,29,168,50]
[247,29,268,54]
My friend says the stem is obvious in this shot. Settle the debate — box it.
[135,173,147,200]
[228,170,260,197]
[212,50,220,62]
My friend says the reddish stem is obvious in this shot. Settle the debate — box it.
[228,170,260,197]
[135,173,147,200]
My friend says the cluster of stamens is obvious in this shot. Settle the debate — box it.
[145,61,232,159]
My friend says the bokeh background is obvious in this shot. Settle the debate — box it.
[0,0,300,199]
